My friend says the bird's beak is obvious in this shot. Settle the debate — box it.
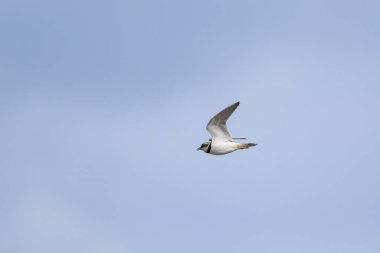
[197,147,201,151]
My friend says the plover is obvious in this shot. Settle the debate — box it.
[197,101,257,155]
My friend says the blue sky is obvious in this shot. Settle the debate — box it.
[1,0,380,252]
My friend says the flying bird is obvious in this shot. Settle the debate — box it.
[197,101,257,155]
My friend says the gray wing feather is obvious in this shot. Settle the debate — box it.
[206,101,240,142]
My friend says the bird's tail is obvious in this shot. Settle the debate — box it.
[238,143,258,149]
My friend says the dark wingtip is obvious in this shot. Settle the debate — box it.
[232,101,240,108]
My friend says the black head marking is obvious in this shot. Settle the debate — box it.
[206,141,212,153]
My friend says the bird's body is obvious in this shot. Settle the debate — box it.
[197,102,257,155]
[209,141,242,155]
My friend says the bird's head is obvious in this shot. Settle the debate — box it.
[197,141,211,152]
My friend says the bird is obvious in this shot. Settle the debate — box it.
[197,101,257,155]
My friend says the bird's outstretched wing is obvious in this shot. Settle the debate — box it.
[206,102,240,142]
[208,138,246,141]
